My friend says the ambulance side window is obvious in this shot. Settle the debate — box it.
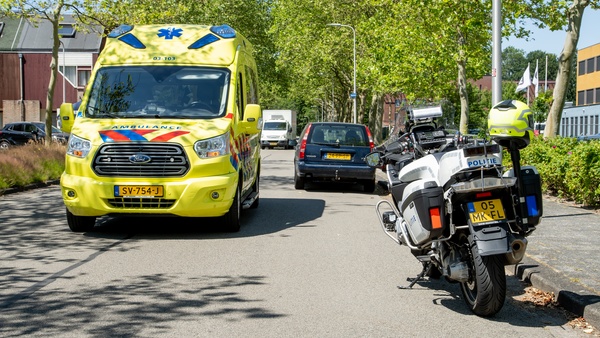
[237,71,244,119]
[245,66,258,105]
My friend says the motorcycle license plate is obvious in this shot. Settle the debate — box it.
[467,199,505,224]
[115,185,164,197]
[325,153,351,160]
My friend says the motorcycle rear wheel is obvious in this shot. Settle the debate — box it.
[460,237,506,317]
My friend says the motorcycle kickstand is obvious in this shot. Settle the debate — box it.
[398,263,432,289]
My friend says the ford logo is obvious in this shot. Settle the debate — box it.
[129,153,152,164]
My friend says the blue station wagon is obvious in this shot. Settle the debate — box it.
[294,122,376,192]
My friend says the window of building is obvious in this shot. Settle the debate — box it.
[77,68,91,88]
[60,66,91,88]
[596,88,600,104]
[597,56,600,72]
[587,58,595,74]
[579,61,586,75]
[587,89,594,105]
[58,24,76,38]
[578,90,585,105]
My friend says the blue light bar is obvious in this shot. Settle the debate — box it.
[108,25,134,38]
[118,33,146,49]
[210,25,236,39]
[188,33,219,49]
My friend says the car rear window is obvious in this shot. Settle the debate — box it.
[309,125,368,146]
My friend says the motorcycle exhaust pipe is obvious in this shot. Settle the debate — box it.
[504,236,528,265]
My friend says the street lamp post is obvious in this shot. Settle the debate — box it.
[327,23,356,124]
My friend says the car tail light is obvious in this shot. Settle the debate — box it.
[298,124,312,160]
[365,127,374,150]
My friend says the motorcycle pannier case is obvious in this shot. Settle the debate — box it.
[400,182,447,245]
[518,166,543,226]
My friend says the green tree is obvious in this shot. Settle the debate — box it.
[502,46,528,81]
[542,0,600,138]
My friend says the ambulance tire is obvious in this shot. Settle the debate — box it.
[66,208,96,232]
[222,184,241,232]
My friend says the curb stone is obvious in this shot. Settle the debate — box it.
[510,255,600,330]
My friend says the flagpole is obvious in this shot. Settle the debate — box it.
[527,62,530,106]
[545,54,548,92]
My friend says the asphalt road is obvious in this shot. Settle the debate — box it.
[0,149,590,337]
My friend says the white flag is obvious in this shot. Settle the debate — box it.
[515,65,531,93]
[533,61,539,98]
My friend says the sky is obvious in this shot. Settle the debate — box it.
[504,9,600,55]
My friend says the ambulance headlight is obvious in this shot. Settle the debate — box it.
[66,134,92,158]
[194,132,230,158]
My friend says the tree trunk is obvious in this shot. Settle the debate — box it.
[46,3,64,145]
[370,93,384,144]
[457,58,469,134]
[456,28,469,135]
[545,0,589,138]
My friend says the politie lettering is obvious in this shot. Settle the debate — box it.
[468,157,499,167]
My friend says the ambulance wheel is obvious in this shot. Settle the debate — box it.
[66,208,96,232]
[222,184,241,232]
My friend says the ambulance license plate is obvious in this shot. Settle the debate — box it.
[115,185,164,197]
[467,199,505,224]
[325,153,351,160]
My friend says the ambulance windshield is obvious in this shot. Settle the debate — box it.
[85,66,230,119]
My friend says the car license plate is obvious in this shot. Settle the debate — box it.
[325,153,351,160]
[467,199,505,224]
[269,142,277,146]
[115,185,164,197]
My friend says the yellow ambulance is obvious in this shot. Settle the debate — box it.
[59,24,262,232]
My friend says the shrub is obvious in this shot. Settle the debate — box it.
[0,143,66,191]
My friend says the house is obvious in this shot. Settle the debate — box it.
[0,15,103,126]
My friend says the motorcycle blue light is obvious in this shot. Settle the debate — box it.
[108,25,134,38]
[118,33,146,49]
[526,195,539,217]
[188,33,219,49]
[210,25,236,39]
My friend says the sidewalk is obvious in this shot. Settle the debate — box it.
[511,197,600,328]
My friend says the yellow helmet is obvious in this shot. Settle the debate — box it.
[487,100,534,149]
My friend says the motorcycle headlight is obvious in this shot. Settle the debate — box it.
[66,134,92,158]
[194,132,230,158]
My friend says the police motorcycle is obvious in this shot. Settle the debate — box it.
[365,100,543,316]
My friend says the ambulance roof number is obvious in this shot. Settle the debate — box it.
[152,56,176,61]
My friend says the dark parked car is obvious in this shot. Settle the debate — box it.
[577,133,600,141]
[0,122,69,149]
[294,122,376,192]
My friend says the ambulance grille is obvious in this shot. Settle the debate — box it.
[107,197,176,209]
[92,143,190,177]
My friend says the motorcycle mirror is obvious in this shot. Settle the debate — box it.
[365,152,382,168]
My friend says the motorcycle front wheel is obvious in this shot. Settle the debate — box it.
[460,237,506,317]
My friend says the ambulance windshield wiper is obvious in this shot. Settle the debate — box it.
[87,106,120,118]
